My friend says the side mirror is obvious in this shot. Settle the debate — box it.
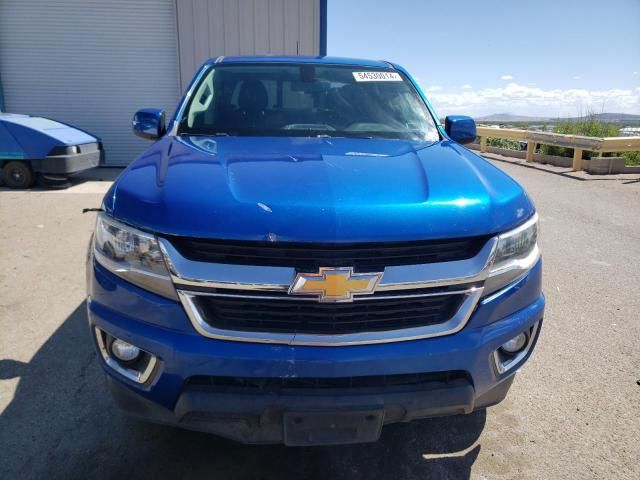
[132,108,166,140]
[444,115,477,144]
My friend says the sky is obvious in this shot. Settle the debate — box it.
[328,0,640,118]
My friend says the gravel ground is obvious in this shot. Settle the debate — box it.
[0,162,639,479]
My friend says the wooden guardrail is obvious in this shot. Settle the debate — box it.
[476,126,640,171]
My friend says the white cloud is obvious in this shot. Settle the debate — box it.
[428,82,640,117]
[573,76,581,80]
[501,75,513,80]
[634,72,639,75]
[428,85,443,92]
[462,84,472,89]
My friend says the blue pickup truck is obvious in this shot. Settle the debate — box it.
[86,56,543,446]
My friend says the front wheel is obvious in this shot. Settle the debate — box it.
[2,161,35,189]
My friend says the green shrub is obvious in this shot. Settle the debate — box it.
[623,151,640,166]
[487,138,520,150]
[538,114,621,160]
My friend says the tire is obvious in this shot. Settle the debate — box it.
[2,161,35,189]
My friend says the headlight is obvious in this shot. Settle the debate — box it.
[484,213,539,296]
[93,213,177,300]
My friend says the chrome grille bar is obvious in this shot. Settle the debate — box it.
[159,236,496,345]
[177,287,483,346]
[159,237,497,292]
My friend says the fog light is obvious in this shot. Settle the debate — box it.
[110,338,141,362]
[493,322,540,375]
[94,327,158,384]
[500,332,528,354]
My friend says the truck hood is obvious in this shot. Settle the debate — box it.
[104,136,534,242]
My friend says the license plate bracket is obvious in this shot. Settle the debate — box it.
[283,408,384,446]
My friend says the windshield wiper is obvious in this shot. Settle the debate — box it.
[314,133,375,139]
[180,131,232,137]
[340,134,375,139]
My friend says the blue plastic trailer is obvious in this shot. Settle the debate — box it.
[0,113,102,188]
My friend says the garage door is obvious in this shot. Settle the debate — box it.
[0,0,180,166]
[175,0,323,91]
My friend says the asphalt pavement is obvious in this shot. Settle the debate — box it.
[1,160,639,479]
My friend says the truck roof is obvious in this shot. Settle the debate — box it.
[205,56,392,69]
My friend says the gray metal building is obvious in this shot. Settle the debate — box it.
[0,0,327,166]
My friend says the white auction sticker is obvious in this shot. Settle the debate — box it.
[352,71,402,82]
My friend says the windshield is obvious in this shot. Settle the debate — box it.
[177,64,440,142]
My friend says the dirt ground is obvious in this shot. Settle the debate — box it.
[1,161,639,479]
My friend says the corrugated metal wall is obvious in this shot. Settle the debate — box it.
[0,0,180,166]
[0,0,324,166]
[176,0,321,90]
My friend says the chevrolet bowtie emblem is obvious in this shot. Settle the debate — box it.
[289,267,383,303]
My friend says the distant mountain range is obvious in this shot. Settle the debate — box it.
[475,112,640,123]
[476,113,548,122]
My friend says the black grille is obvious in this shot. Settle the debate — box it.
[186,371,469,394]
[194,293,465,334]
[166,236,491,272]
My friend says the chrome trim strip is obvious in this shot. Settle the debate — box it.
[177,287,477,302]
[159,237,294,291]
[492,321,540,375]
[158,236,498,293]
[94,327,158,384]
[377,238,497,290]
[177,287,483,346]
[178,292,295,345]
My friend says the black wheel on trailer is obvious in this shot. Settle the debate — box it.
[2,161,35,189]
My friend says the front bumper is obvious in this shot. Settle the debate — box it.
[107,371,515,445]
[34,142,101,174]
[87,258,544,444]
